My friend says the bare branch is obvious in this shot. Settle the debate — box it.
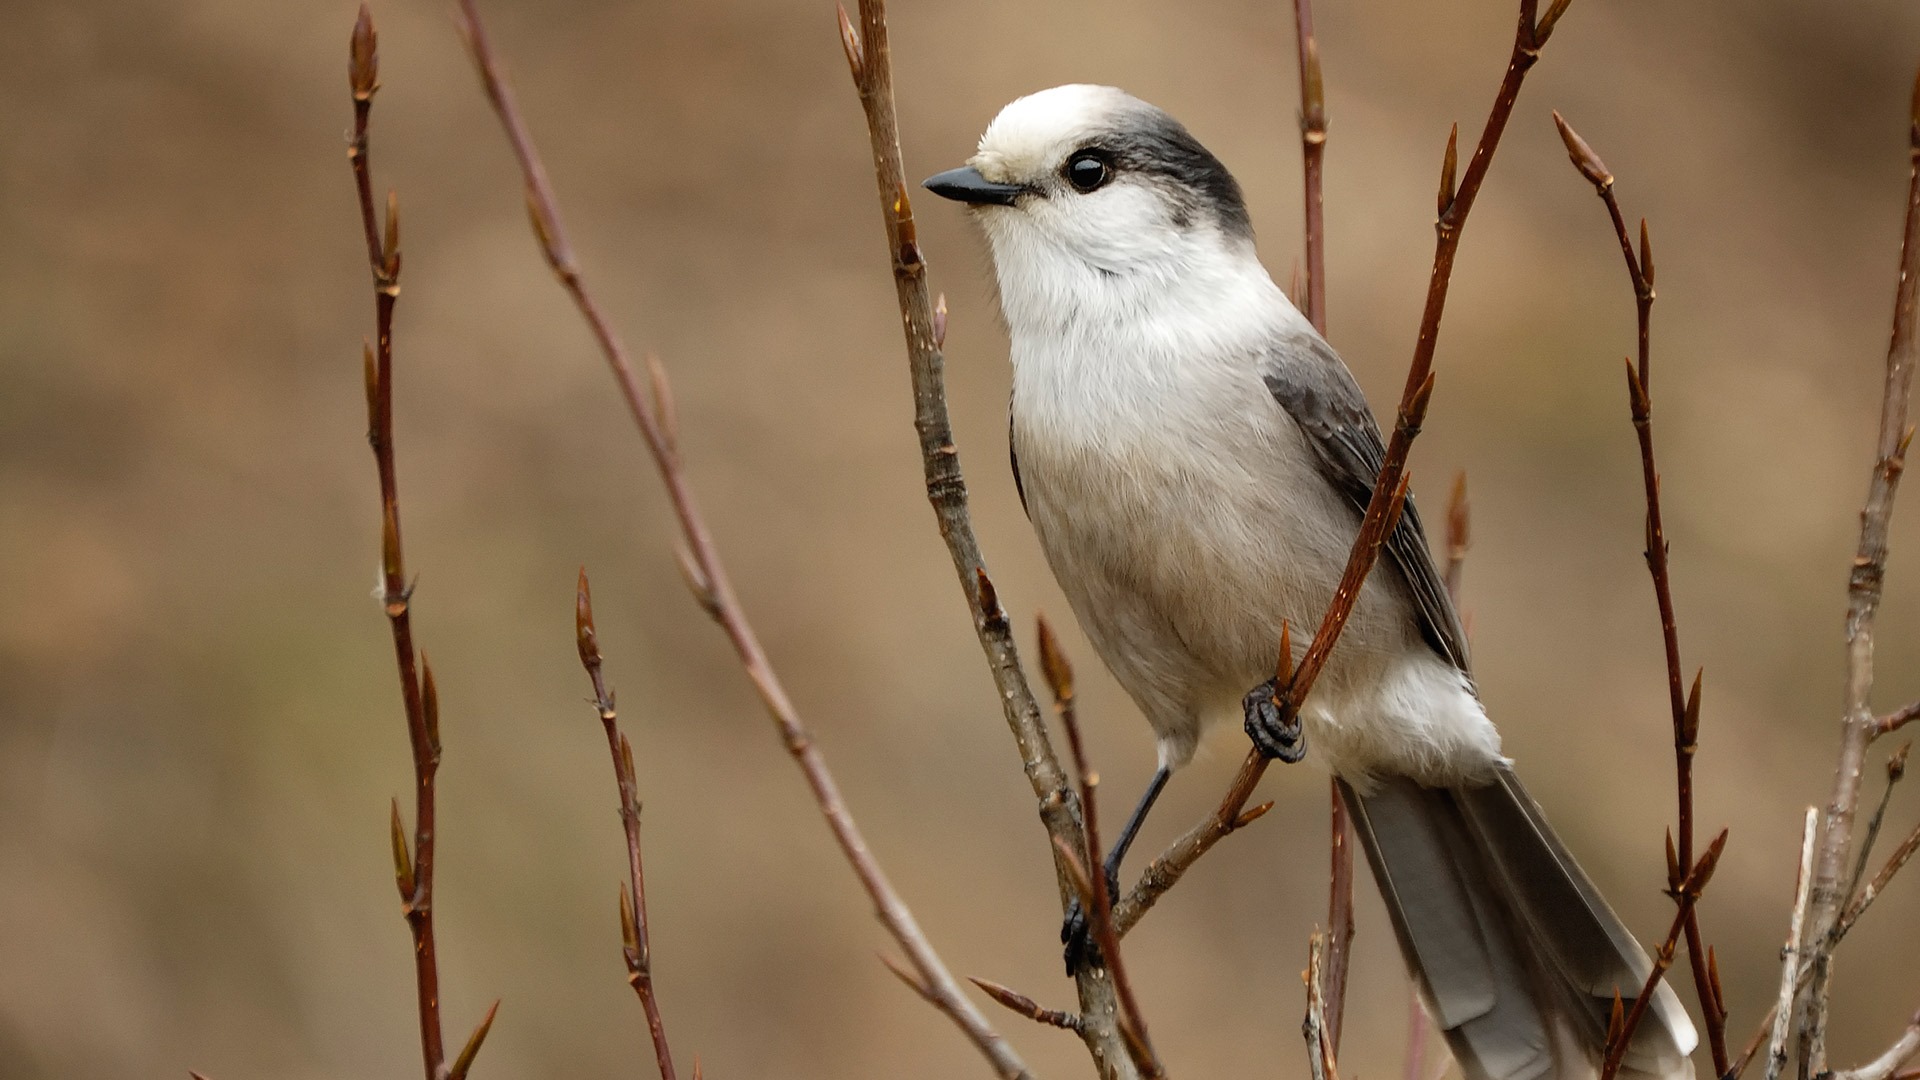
[1879,701,1920,736]
[1287,0,1357,1051]
[1600,830,1727,1080]
[1767,810,1819,1080]
[834,0,1140,1072]
[1801,66,1920,1075]
[576,570,679,1080]
[1114,0,1569,939]
[1831,1012,1920,1080]
[970,978,1083,1033]
[1040,616,1164,1080]
[1551,107,1727,1072]
[452,6,1029,1076]
[1304,935,1343,1080]
[344,9,485,1075]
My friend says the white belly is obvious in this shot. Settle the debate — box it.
[1010,341,1499,785]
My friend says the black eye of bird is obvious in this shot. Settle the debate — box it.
[1064,151,1111,193]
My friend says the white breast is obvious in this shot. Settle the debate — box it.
[1005,264,1499,783]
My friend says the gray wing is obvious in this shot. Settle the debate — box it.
[1261,331,1470,673]
[1009,401,1029,518]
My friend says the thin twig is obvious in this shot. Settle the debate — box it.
[1289,2,1357,1050]
[1880,702,1920,736]
[1039,618,1164,1080]
[1113,0,1570,939]
[451,7,1030,1077]
[1830,1012,1920,1080]
[1551,109,1728,1073]
[1801,69,1920,1078]
[1305,935,1343,1080]
[1732,782,1918,1080]
[1843,743,1911,927]
[346,11,498,1078]
[970,978,1083,1033]
[1600,830,1727,1080]
[576,570,678,1080]
[1767,810,1819,1080]
[833,2,1138,1074]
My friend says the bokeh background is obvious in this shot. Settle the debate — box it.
[3,1,1919,1077]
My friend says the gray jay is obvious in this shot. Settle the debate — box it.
[923,85,1697,1080]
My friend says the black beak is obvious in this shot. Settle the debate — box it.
[922,166,1024,206]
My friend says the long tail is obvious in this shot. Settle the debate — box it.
[1342,765,1697,1080]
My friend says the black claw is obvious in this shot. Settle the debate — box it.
[1243,679,1307,763]
[1061,898,1094,975]
[1060,865,1120,975]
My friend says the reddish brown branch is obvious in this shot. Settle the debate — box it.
[1113,0,1567,939]
[1289,1,1356,1050]
[1600,830,1727,1080]
[970,977,1083,1033]
[1880,701,1920,736]
[345,10,485,1078]
[576,570,678,1080]
[1551,109,1728,1074]
[1801,68,1920,1076]
[451,6,1027,1077]
[1039,618,1163,1079]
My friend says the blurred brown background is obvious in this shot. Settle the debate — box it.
[3,1,1918,1077]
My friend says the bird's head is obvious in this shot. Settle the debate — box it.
[924,85,1260,329]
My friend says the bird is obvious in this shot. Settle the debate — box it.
[921,84,1697,1080]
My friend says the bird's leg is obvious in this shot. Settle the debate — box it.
[1062,764,1172,974]
[1242,679,1308,762]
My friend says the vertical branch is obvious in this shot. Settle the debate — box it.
[1305,935,1344,1080]
[1114,0,1570,936]
[346,12,499,1079]
[452,6,1030,1077]
[1801,69,1920,1076]
[1550,110,1728,1073]
[1600,830,1728,1080]
[834,2,1141,1073]
[576,571,679,1080]
[1768,810,1820,1080]
[1289,1,1355,1050]
[1039,619,1165,1080]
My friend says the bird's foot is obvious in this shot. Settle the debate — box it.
[1242,679,1307,763]
[1059,867,1118,976]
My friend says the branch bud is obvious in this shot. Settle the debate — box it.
[1035,612,1075,705]
[1551,111,1613,191]
[446,999,500,1080]
[349,4,379,101]
[1438,124,1459,216]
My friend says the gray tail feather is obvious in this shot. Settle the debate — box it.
[1343,766,1697,1080]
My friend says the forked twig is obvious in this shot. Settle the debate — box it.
[576,570,679,1080]
[345,9,496,1078]
[1112,0,1572,940]
[451,5,1028,1076]
[1599,829,1727,1080]
[1551,109,1728,1073]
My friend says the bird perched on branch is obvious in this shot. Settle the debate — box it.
[924,84,1696,1080]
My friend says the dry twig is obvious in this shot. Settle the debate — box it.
[1800,68,1920,1077]
[1551,109,1729,1073]
[834,1,1141,1073]
[1831,1013,1920,1080]
[1113,0,1573,940]
[1767,810,1819,1080]
[1599,829,1727,1080]
[1039,618,1164,1079]
[451,5,1028,1076]
[970,977,1083,1033]
[576,570,679,1080]
[345,9,496,1077]
[1287,1,1357,1050]
[1305,935,1343,1080]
